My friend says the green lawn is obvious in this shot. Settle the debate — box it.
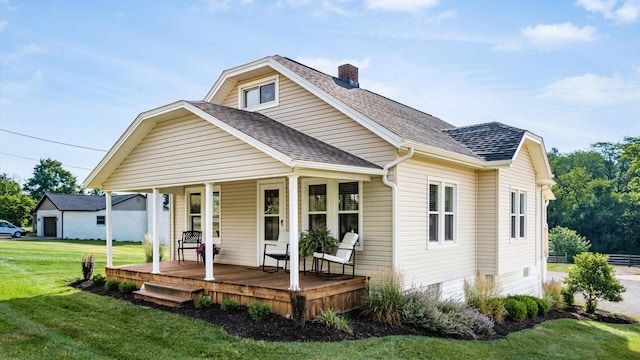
[1,240,639,360]
[547,262,575,273]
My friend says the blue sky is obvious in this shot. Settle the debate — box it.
[1,0,639,186]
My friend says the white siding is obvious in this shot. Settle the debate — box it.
[497,146,538,275]
[395,157,477,288]
[477,170,498,274]
[359,177,393,273]
[171,181,258,265]
[103,116,290,190]
[222,73,396,167]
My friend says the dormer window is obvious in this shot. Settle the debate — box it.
[238,75,279,110]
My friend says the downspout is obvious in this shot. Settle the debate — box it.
[382,147,414,270]
[61,211,64,239]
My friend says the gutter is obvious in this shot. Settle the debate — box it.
[382,147,414,270]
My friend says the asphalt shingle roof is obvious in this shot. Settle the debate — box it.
[43,193,141,211]
[270,55,532,162]
[188,101,381,169]
[444,122,526,161]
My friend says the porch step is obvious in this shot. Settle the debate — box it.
[133,281,204,308]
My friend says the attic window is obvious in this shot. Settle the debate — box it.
[238,75,279,110]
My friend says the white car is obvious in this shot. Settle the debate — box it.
[0,220,27,238]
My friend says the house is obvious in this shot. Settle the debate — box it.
[32,193,170,243]
[84,55,554,301]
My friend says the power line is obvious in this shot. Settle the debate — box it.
[0,152,94,170]
[0,128,108,152]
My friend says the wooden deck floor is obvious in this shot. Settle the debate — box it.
[106,261,368,319]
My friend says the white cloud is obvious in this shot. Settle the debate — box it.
[207,0,230,11]
[365,0,439,12]
[576,0,640,23]
[540,73,640,105]
[1,43,46,63]
[0,69,44,104]
[0,20,6,32]
[427,10,456,24]
[277,0,353,16]
[496,22,598,51]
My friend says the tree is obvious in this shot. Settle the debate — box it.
[564,252,625,314]
[0,195,36,226]
[23,159,82,201]
[0,173,22,196]
[549,227,590,262]
[0,174,36,226]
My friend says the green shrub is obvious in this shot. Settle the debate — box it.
[564,252,625,313]
[464,273,506,323]
[512,295,539,319]
[534,297,549,315]
[543,280,565,310]
[220,299,241,312]
[361,269,404,326]
[195,295,213,309]
[118,281,137,294]
[549,226,591,262]
[504,297,526,322]
[320,308,353,334]
[104,279,120,291]
[402,286,494,337]
[92,274,106,287]
[562,288,575,306]
[248,302,270,321]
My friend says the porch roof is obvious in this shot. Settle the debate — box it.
[187,101,380,170]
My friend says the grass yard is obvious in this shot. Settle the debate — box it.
[1,240,639,360]
[547,262,575,273]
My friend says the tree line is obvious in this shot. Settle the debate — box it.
[548,136,640,255]
[0,158,84,226]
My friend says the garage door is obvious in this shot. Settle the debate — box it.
[43,217,56,237]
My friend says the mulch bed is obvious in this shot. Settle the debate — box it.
[71,279,637,342]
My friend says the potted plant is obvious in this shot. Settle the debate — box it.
[299,228,338,258]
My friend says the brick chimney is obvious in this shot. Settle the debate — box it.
[338,64,359,87]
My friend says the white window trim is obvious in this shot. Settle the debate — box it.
[510,187,527,242]
[185,186,222,244]
[302,178,364,251]
[427,177,459,249]
[237,74,279,111]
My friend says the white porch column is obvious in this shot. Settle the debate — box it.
[151,188,161,274]
[105,191,113,267]
[288,175,300,291]
[204,182,215,281]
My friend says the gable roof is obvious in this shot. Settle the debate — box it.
[188,101,380,169]
[271,56,480,159]
[35,193,142,211]
[443,122,526,161]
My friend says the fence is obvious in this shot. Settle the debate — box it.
[547,252,568,264]
[606,254,640,267]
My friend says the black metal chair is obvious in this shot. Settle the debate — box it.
[177,230,202,264]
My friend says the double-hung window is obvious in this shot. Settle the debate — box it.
[303,180,363,249]
[238,75,278,110]
[96,216,105,226]
[187,187,221,241]
[510,189,527,240]
[428,179,457,247]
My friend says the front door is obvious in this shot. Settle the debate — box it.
[258,181,284,266]
[43,217,56,237]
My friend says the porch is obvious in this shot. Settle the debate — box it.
[106,261,368,320]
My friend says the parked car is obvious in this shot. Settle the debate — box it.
[0,220,27,238]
